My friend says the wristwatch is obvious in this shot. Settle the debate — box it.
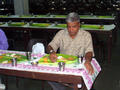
[50,50,54,53]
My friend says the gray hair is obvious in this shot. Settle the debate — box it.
[66,12,80,23]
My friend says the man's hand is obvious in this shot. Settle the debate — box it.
[84,52,94,75]
[49,52,57,63]
[47,45,57,62]
[84,61,94,75]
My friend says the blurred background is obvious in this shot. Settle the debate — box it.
[0,0,120,15]
[29,0,120,15]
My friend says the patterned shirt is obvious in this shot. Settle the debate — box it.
[0,29,9,50]
[49,29,94,56]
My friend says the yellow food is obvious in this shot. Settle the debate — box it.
[99,25,103,29]
[67,57,74,61]
[8,60,12,64]
[43,57,48,63]
[0,56,3,59]
[61,57,66,60]
[2,61,8,64]
[13,55,21,58]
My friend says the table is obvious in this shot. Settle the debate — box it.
[0,15,115,24]
[0,50,101,90]
[0,68,87,90]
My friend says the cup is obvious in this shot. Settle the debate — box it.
[11,58,17,66]
[26,52,31,60]
[31,61,38,66]
[58,62,65,71]
[77,56,83,64]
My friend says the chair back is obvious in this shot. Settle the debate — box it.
[8,39,15,50]
[27,39,47,53]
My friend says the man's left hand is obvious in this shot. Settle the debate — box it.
[84,61,94,75]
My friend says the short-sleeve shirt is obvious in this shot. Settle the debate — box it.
[49,29,94,56]
[0,29,9,50]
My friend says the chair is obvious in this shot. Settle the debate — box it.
[27,38,47,53]
[27,38,48,90]
[92,33,105,62]
[8,39,15,50]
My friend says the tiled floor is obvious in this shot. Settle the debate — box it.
[2,29,120,90]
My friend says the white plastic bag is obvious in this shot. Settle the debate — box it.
[32,43,45,54]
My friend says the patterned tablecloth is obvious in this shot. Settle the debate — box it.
[0,50,101,90]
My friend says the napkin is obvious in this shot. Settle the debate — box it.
[32,43,45,54]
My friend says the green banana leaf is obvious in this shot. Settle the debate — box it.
[35,15,49,17]
[38,54,77,65]
[0,53,27,64]
[30,23,51,27]
[54,15,66,18]
[81,25,104,29]
[98,16,113,18]
[8,22,26,26]
[20,15,33,18]
[80,15,94,18]
[0,15,8,18]
[54,24,67,28]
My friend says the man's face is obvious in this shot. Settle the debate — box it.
[67,21,80,37]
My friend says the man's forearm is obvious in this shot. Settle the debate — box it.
[47,45,55,54]
[85,52,93,62]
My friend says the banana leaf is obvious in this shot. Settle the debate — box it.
[38,54,77,65]
[81,25,104,29]
[98,16,113,18]
[8,22,26,26]
[0,15,8,18]
[54,24,67,28]
[20,15,32,18]
[30,23,51,27]
[35,15,49,17]
[0,53,27,64]
[54,15,66,18]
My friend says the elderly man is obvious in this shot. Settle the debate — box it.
[47,12,94,90]
[0,29,8,50]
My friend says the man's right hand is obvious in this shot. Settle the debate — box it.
[49,52,57,63]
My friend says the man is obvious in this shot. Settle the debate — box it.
[0,29,9,50]
[47,12,94,90]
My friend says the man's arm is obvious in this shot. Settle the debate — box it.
[83,32,94,75]
[47,45,57,63]
[85,51,93,62]
[47,30,64,62]
[47,45,56,54]
[84,52,94,75]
